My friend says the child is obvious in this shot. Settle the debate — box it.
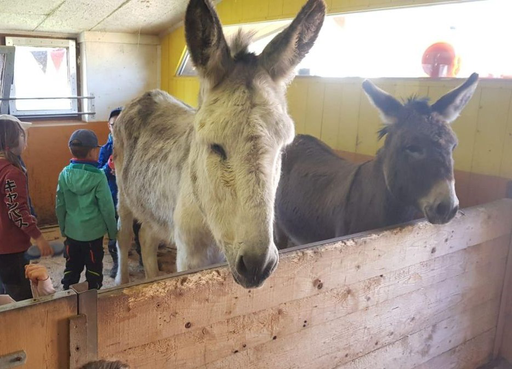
[56,129,117,290]
[98,107,142,278]
[0,115,53,301]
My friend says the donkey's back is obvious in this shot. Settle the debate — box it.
[275,134,360,246]
[114,90,195,233]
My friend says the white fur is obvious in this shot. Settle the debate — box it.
[113,0,325,288]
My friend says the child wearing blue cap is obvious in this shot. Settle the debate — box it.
[56,129,117,290]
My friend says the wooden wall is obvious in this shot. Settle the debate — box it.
[160,0,512,209]
[22,121,109,225]
[500,245,512,363]
[0,293,77,369]
[96,199,512,368]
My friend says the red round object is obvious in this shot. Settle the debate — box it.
[422,42,461,78]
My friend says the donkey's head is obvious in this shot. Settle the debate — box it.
[362,73,479,224]
[185,0,325,288]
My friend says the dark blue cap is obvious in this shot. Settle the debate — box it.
[109,107,123,120]
[68,129,100,148]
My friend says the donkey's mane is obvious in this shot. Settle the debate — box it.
[228,29,256,60]
[378,95,432,140]
[403,96,431,115]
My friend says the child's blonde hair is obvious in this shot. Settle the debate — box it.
[0,115,26,171]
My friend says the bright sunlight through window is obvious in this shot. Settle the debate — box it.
[178,0,512,79]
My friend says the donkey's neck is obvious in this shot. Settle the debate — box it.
[341,155,417,235]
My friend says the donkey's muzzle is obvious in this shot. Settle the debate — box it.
[234,248,278,289]
[425,201,459,224]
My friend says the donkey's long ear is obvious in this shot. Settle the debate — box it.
[259,0,326,82]
[185,0,234,87]
[362,80,403,125]
[431,72,479,124]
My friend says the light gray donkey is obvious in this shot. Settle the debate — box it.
[113,0,326,288]
[275,73,479,247]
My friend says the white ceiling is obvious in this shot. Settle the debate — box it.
[0,0,191,36]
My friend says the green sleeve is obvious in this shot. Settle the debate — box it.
[55,173,67,237]
[96,175,118,240]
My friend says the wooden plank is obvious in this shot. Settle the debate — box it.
[495,234,512,358]
[198,253,506,369]
[160,36,170,92]
[394,82,429,101]
[267,0,284,18]
[101,239,506,368]
[0,294,77,369]
[502,318,512,363]
[499,90,512,179]
[287,78,308,134]
[304,80,325,138]
[336,82,361,153]
[97,200,512,356]
[320,82,343,148]
[413,329,495,369]
[335,298,501,369]
[471,87,512,177]
[242,0,269,22]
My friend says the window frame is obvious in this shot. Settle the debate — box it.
[0,46,15,114]
[5,36,79,117]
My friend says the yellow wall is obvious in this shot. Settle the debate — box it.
[161,0,512,207]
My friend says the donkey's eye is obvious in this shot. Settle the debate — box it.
[210,144,227,160]
[405,145,425,157]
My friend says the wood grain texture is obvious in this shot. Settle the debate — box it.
[97,200,512,369]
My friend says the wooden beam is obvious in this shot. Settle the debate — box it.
[69,315,88,369]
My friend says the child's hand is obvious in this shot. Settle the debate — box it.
[35,236,54,257]
[25,264,49,283]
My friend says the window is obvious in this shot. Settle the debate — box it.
[177,0,512,79]
[177,19,291,77]
[5,37,78,117]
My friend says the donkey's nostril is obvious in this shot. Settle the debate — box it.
[436,202,450,217]
[236,255,249,276]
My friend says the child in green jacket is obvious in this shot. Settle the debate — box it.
[56,129,117,290]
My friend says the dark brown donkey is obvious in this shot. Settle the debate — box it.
[275,73,479,247]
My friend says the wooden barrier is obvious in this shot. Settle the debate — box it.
[0,291,77,369]
[499,240,512,364]
[1,200,511,368]
[96,199,512,369]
